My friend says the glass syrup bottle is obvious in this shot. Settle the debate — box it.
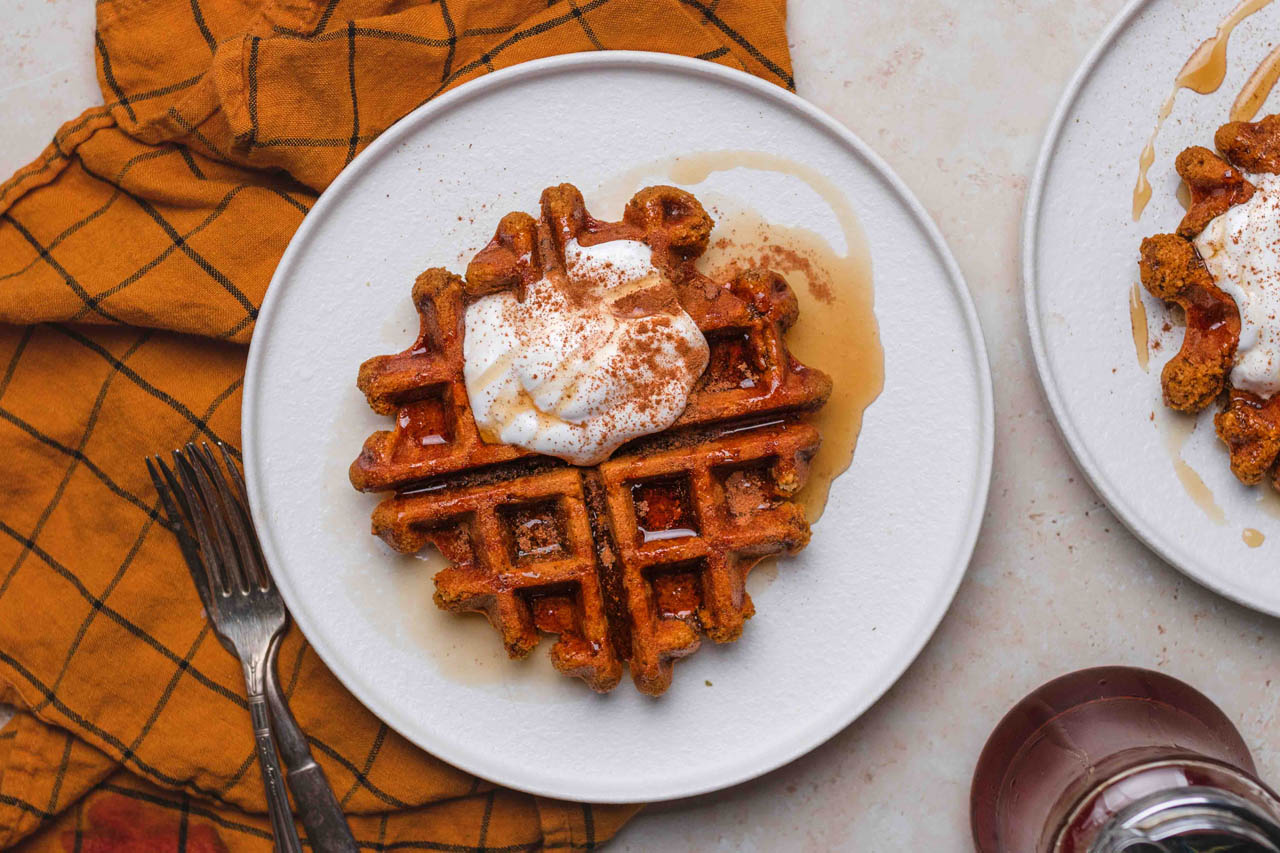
[971,666,1280,852]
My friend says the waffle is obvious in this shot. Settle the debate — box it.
[1138,117,1280,488]
[351,184,832,694]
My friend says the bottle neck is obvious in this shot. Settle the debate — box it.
[1089,787,1280,852]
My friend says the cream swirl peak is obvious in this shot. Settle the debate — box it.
[461,237,709,465]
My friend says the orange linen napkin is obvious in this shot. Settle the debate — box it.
[0,0,793,849]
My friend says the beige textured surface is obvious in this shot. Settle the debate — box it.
[2,1,1278,849]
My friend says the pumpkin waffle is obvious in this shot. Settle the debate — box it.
[351,184,832,694]
[1139,116,1280,489]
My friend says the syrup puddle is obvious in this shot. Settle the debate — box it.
[621,152,885,595]
[345,545,570,695]
[703,207,879,522]
[1132,0,1274,220]
[602,150,884,525]
[1130,283,1150,372]
[1243,527,1266,547]
[1163,414,1227,525]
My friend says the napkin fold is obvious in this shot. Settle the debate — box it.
[0,0,792,848]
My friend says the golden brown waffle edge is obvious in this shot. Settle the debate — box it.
[352,184,832,695]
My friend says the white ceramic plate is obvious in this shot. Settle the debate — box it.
[243,52,992,803]
[1027,0,1280,616]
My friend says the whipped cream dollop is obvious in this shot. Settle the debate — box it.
[462,238,709,465]
[1195,172,1280,397]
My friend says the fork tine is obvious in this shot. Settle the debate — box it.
[145,456,185,533]
[154,454,196,527]
[217,442,252,510]
[172,448,235,596]
[214,442,275,591]
[147,455,221,618]
[195,442,266,591]
[182,444,252,595]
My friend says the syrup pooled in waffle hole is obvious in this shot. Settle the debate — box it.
[351,183,844,695]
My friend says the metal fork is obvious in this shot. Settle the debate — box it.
[147,443,356,853]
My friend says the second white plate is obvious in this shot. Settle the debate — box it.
[243,52,992,802]
[1027,0,1280,615]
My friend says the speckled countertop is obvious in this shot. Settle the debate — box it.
[3,1,1278,849]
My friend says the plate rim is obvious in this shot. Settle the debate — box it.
[1021,0,1280,616]
[243,49,995,802]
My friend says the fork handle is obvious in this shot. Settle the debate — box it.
[265,641,358,853]
[250,693,304,853]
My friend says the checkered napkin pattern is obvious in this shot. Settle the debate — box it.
[0,0,792,849]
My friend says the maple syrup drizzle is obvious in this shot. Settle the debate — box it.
[1180,0,1273,93]
[1132,0,1275,220]
[1129,283,1150,372]
[1164,414,1227,525]
[1134,91,1180,221]
[1243,527,1266,547]
[1231,43,1280,122]
[610,150,883,524]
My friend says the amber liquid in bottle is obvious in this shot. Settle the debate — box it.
[971,667,1280,853]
